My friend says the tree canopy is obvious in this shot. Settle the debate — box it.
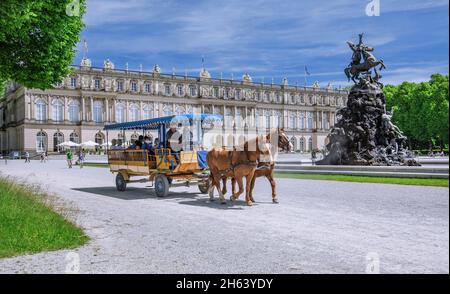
[384,74,449,150]
[0,0,86,90]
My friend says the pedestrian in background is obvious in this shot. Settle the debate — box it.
[66,149,73,168]
[78,150,85,168]
[24,151,30,163]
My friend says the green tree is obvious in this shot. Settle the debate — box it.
[0,0,86,90]
[384,74,449,151]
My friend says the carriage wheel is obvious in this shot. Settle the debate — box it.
[198,180,209,194]
[155,175,170,197]
[115,173,127,192]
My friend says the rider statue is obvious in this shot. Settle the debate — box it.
[345,33,386,84]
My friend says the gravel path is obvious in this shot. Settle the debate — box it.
[0,161,448,273]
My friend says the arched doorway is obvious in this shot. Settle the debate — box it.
[53,132,64,152]
[299,137,305,152]
[290,137,296,152]
[36,131,47,153]
[69,132,79,144]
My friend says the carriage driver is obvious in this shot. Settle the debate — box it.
[166,123,183,164]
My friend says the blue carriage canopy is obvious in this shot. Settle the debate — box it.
[104,113,223,131]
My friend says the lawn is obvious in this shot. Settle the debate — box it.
[275,173,449,187]
[0,177,89,259]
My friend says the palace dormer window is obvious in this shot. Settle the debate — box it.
[213,87,219,98]
[70,77,77,88]
[131,82,138,92]
[177,84,184,96]
[117,81,124,92]
[94,79,101,90]
[235,89,241,100]
[145,83,152,93]
[189,85,196,97]
[165,84,171,96]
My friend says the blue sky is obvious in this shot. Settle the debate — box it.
[74,0,449,87]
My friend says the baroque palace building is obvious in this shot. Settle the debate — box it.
[0,57,348,155]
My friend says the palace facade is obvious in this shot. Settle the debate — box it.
[0,58,348,155]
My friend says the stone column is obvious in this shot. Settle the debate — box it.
[47,95,52,121]
[64,96,69,122]
[30,95,35,120]
[90,96,94,122]
[81,97,86,122]
[105,98,109,122]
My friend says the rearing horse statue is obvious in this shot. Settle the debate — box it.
[344,33,386,83]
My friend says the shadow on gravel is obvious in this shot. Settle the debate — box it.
[72,186,199,201]
[178,198,270,210]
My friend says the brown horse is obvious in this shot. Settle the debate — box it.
[206,135,271,206]
[222,128,292,204]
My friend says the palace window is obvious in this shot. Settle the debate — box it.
[323,113,329,130]
[289,114,297,129]
[68,100,80,122]
[177,84,184,96]
[308,137,313,151]
[143,104,153,119]
[299,113,305,129]
[115,103,126,123]
[255,92,261,101]
[93,101,103,123]
[175,105,185,116]
[94,79,101,90]
[117,81,124,92]
[307,112,313,129]
[35,99,47,121]
[213,87,219,98]
[235,108,243,128]
[276,94,282,103]
[52,99,64,122]
[131,82,138,92]
[53,132,64,152]
[36,131,47,152]
[290,94,295,104]
[225,88,230,99]
[163,104,173,116]
[255,112,260,128]
[189,85,196,97]
[144,83,152,93]
[70,77,77,88]
[290,137,296,151]
[69,132,79,144]
[265,92,270,102]
[299,137,305,152]
[165,84,171,96]
[129,103,140,122]
[264,112,271,129]
[235,89,241,100]
[300,95,305,104]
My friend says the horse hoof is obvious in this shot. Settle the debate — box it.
[247,201,253,206]
[230,196,236,202]
[221,201,227,205]
[272,198,279,204]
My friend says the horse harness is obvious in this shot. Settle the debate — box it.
[216,152,258,177]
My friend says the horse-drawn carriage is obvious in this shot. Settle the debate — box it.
[104,114,222,197]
